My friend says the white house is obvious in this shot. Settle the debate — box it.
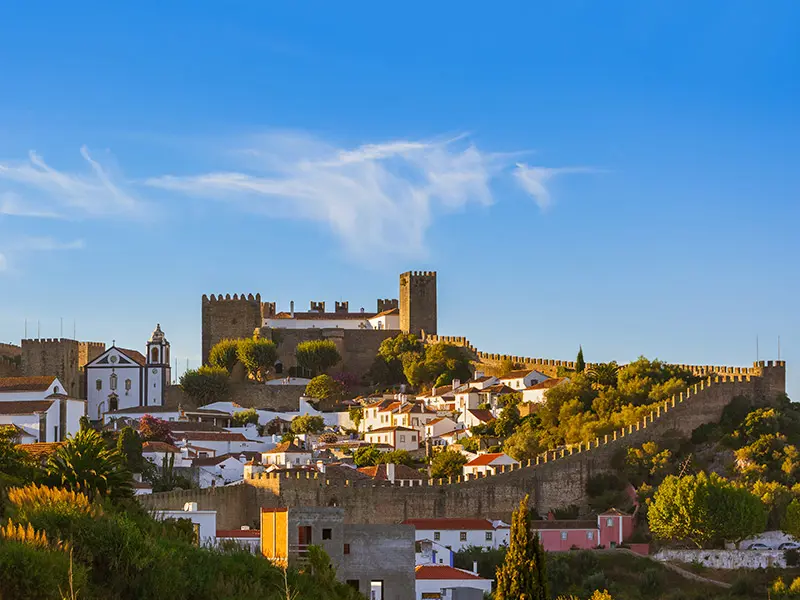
[264,301,402,331]
[176,431,260,455]
[0,376,66,402]
[0,395,85,443]
[154,503,217,546]
[85,324,171,420]
[392,402,439,434]
[0,424,37,444]
[194,453,248,487]
[465,373,499,390]
[142,441,189,467]
[364,426,420,452]
[366,307,401,330]
[415,565,493,600]
[261,441,313,467]
[522,377,569,405]
[498,369,548,391]
[463,452,520,477]
[415,539,455,566]
[403,518,510,553]
[216,527,260,553]
[453,388,481,417]
[463,409,495,429]
[424,417,460,440]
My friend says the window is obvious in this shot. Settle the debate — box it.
[95,379,102,391]
[485,531,493,541]
[151,347,159,362]
[587,531,594,540]
[459,532,467,542]
[433,532,440,541]
[606,518,614,527]
[399,435,405,443]
[125,379,132,392]
[343,543,350,554]
[322,528,332,540]
[411,435,417,441]
[110,373,118,391]
[560,532,568,541]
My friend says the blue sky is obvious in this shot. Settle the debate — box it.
[0,1,798,397]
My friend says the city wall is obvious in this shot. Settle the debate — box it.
[141,362,786,528]
[163,382,306,412]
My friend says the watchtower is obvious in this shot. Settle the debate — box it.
[399,271,437,337]
[201,294,266,364]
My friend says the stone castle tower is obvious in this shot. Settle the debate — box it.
[399,271,437,337]
[20,338,105,398]
[201,294,272,364]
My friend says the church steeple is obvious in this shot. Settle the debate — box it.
[144,323,171,407]
[146,324,169,365]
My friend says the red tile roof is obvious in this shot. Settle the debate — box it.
[532,520,597,530]
[415,565,485,580]
[500,369,542,380]
[118,348,146,366]
[0,400,54,415]
[466,409,495,423]
[525,377,566,391]
[464,452,514,467]
[371,307,400,318]
[358,464,424,481]
[264,441,308,454]
[142,441,180,453]
[181,432,249,442]
[217,529,260,538]
[365,426,417,434]
[0,376,56,392]
[403,518,496,531]
[273,311,378,320]
[480,384,518,395]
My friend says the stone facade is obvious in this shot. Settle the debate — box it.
[20,339,105,399]
[0,344,21,378]
[141,362,786,529]
[163,382,306,412]
[201,294,267,364]
[399,271,437,337]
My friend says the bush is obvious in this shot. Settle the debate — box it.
[0,539,86,600]
[785,547,800,567]
[179,365,230,404]
[208,339,240,372]
[236,338,278,381]
[295,340,341,376]
[639,567,664,594]
[232,408,259,427]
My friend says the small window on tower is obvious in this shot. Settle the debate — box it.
[151,347,159,363]
[125,379,131,392]
[110,374,118,391]
[96,380,102,391]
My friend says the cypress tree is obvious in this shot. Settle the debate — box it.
[576,346,586,373]
[495,495,548,600]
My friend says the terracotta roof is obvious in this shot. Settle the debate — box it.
[18,442,64,459]
[480,384,517,395]
[273,311,378,320]
[532,520,598,530]
[193,454,240,467]
[525,377,565,391]
[415,565,486,581]
[404,518,496,531]
[396,403,436,414]
[429,385,453,397]
[358,464,424,481]
[599,508,630,517]
[455,387,479,395]
[438,428,467,439]
[181,432,249,442]
[0,376,56,392]
[142,441,180,453]
[217,529,260,538]
[166,421,226,433]
[365,426,418,434]
[371,308,399,318]
[0,400,54,415]
[426,417,448,426]
[106,406,177,415]
[499,369,542,380]
[464,452,515,467]
[264,441,308,454]
[469,375,494,384]
[467,409,495,423]
[118,348,146,366]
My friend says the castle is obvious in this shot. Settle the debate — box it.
[201,271,438,376]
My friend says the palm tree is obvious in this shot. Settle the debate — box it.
[588,362,620,387]
[46,429,132,502]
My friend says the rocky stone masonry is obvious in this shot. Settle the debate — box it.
[140,361,786,530]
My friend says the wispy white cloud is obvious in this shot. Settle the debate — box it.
[0,146,141,220]
[0,236,85,275]
[513,163,599,210]
[147,132,594,259]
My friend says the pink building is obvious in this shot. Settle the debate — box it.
[532,509,644,554]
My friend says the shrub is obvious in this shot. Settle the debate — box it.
[232,408,259,427]
[8,484,99,523]
[295,340,342,376]
[208,339,240,372]
[179,365,230,404]
[236,337,278,381]
[0,539,86,600]
[785,547,800,567]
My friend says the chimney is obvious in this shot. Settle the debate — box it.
[386,463,396,483]
[290,300,295,317]
[184,502,198,512]
[474,371,484,380]
[431,386,437,397]
[317,460,326,474]
[547,510,555,521]
[452,379,461,390]
[473,561,478,574]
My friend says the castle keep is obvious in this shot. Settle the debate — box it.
[201,271,438,373]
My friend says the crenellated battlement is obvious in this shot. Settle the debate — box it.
[403,270,437,278]
[202,293,262,303]
[377,298,399,312]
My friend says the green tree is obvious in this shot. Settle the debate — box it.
[290,415,325,435]
[430,450,467,479]
[305,375,344,401]
[208,339,240,373]
[232,408,259,427]
[494,405,521,439]
[648,472,766,547]
[179,365,230,404]
[236,338,278,381]
[504,420,543,462]
[782,499,800,539]
[46,429,132,502]
[116,426,144,473]
[0,427,36,482]
[353,445,382,467]
[78,415,91,432]
[296,340,342,375]
[376,450,414,467]
[575,346,586,373]
[587,362,619,387]
[495,494,548,600]
[348,406,363,430]
[499,358,517,377]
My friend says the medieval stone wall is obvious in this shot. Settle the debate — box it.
[399,271,437,337]
[21,339,81,398]
[201,294,265,364]
[141,363,786,528]
[163,382,305,411]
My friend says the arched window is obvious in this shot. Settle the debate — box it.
[109,395,118,411]
[151,347,159,363]
[110,373,118,391]
[96,379,102,391]
[125,379,132,392]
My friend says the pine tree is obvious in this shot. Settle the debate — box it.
[576,346,586,373]
[495,495,548,600]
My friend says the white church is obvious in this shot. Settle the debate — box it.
[86,324,172,420]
